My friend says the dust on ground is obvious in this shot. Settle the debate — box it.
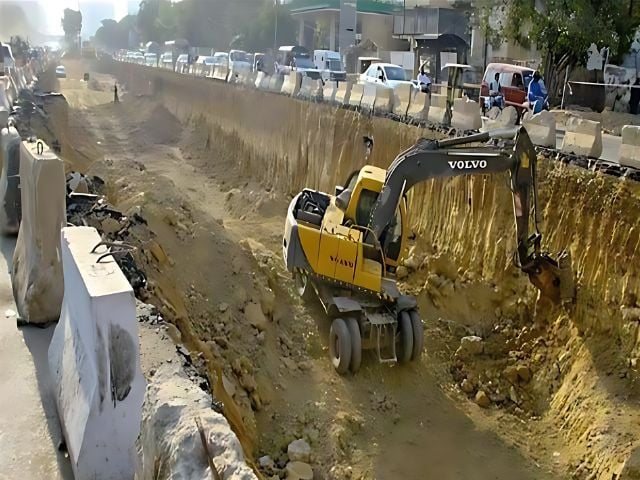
[47,59,640,480]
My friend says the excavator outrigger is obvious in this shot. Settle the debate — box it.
[283,127,574,374]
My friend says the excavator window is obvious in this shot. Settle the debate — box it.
[356,189,378,227]
[382,210,402,261]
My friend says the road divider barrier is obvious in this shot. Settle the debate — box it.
[348,83,364,109]
[360,83,377,112]
[561,116,603,158]
[406,90,430,121]
[481,106,518,131]
[393,84,412,118]
[255,72,269,90]
[213,64,229,82]
[268,74,283,93]
[0,126,21,234]
[12,140,66,325]
[334,81,352,106]
[522,110,556,148]
[281,72,302,97]
[428,94,448,124]
[374,85,394,115]
[323,81,337,103]
[451,97,482,131]
[298,77,322,100]
[0,106,8,126]
[49,226,145,480]
[619,125,640,169]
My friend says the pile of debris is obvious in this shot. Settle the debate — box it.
[66,171,147,294]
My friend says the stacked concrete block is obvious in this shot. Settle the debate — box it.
[522,110,556,148]
[481,106,518,132]
[619,125,640,169]
[451,97,482,131]
[12,140,66,324]
[0,127,22,234]
[561,116,603,158]
[348,83,364,109]
[49,227,145,480]
[393,84,412,117]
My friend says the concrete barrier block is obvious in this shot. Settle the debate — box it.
[427,93,448,124]
[268,75,283,92]
[361,83,377,111]
[213,65,229,82]
[334,81,352,106]
[451,97,482,131]
[255,72,267,89]
[12,140,66,324]
[348,83,364,108]
[522,110,556,148]
[561,116,603,158]
[0,106,8,126]
[0,127,22,234]
[393,84,412,117]
[49,226,145,480]
[281,72,302,97]
[620,125,640,169]
[406,90,430,121]
[323,81,337,103]
[298,77,322,100]
[374,85,394,114]
[481,106,518,132]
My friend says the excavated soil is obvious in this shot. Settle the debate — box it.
[45,59,640,480]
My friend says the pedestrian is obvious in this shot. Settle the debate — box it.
[417,66,431,94]
[113,83,119,103]
[630,78,640,115]
[527,71,547,113]
[489,72,504,109]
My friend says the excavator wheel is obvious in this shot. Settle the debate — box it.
[397,311,414,364]
[346,317,362,373]
[409,310,424,361]
[294,270,314,301]
[329,318,352,375]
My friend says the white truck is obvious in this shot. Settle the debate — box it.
[313,50,346,82]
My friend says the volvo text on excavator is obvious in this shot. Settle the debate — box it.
[282,127,574,374]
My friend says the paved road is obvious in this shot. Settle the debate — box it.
[0,237,72,479]
[555,129,621,163]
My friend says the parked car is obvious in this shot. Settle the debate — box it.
[55,65,66,78]
[480,63,534,114]
[144,53,157,67]
[228,50,252,80]
[314,49,346,82]
[253,52,265,73]
[276,46,322,80]
[175,54,190,74]
[360,63,414,89]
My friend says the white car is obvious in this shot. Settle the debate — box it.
[55,65,66,78]
[228,50,251,81]
[361,62,414,89]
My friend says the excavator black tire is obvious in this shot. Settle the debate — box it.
[329,318,352,375]
[397,311,414,364]
[346,317,362,373]
[409,310,424,361]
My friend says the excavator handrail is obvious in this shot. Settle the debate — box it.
[346,224,388,281]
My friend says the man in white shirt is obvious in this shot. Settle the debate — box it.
[489,72,504,108]
[417,66,431,93]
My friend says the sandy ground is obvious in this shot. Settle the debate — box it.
[44,59,640,479]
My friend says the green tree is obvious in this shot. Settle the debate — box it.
[240,3,296,52]
[61,8,82,50]
[496,0,640,101]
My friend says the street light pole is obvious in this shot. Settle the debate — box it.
[274,0,279,53]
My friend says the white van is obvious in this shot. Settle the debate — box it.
[228,50,251,81]
[313,50,346,82]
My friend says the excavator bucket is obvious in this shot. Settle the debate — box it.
[526,251,575,304]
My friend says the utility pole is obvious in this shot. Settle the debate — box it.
[273,0,279,53]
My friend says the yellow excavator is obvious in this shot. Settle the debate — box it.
[283,127,574,374]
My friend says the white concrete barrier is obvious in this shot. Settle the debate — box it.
[406,90,430,121]
[427,93,449,124]
[348,83,364,109]
[374,85,394,115]
[361,83,377,112]
[281,72,302,97]
[0,127,21,234]
[213,64,229,82]
[12,140,66,325]
[49,226,145,480]
[522,110,556,148]
[334,81,352,106]
[255,72,268,90]
[298,77,322,100]
[561,116,603,158]
[481,106,518,132]
[268,74,284,92]
[323,81,337,103]
[393,84,412,117]
[619,125,640,169]
[451,97,482,131]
